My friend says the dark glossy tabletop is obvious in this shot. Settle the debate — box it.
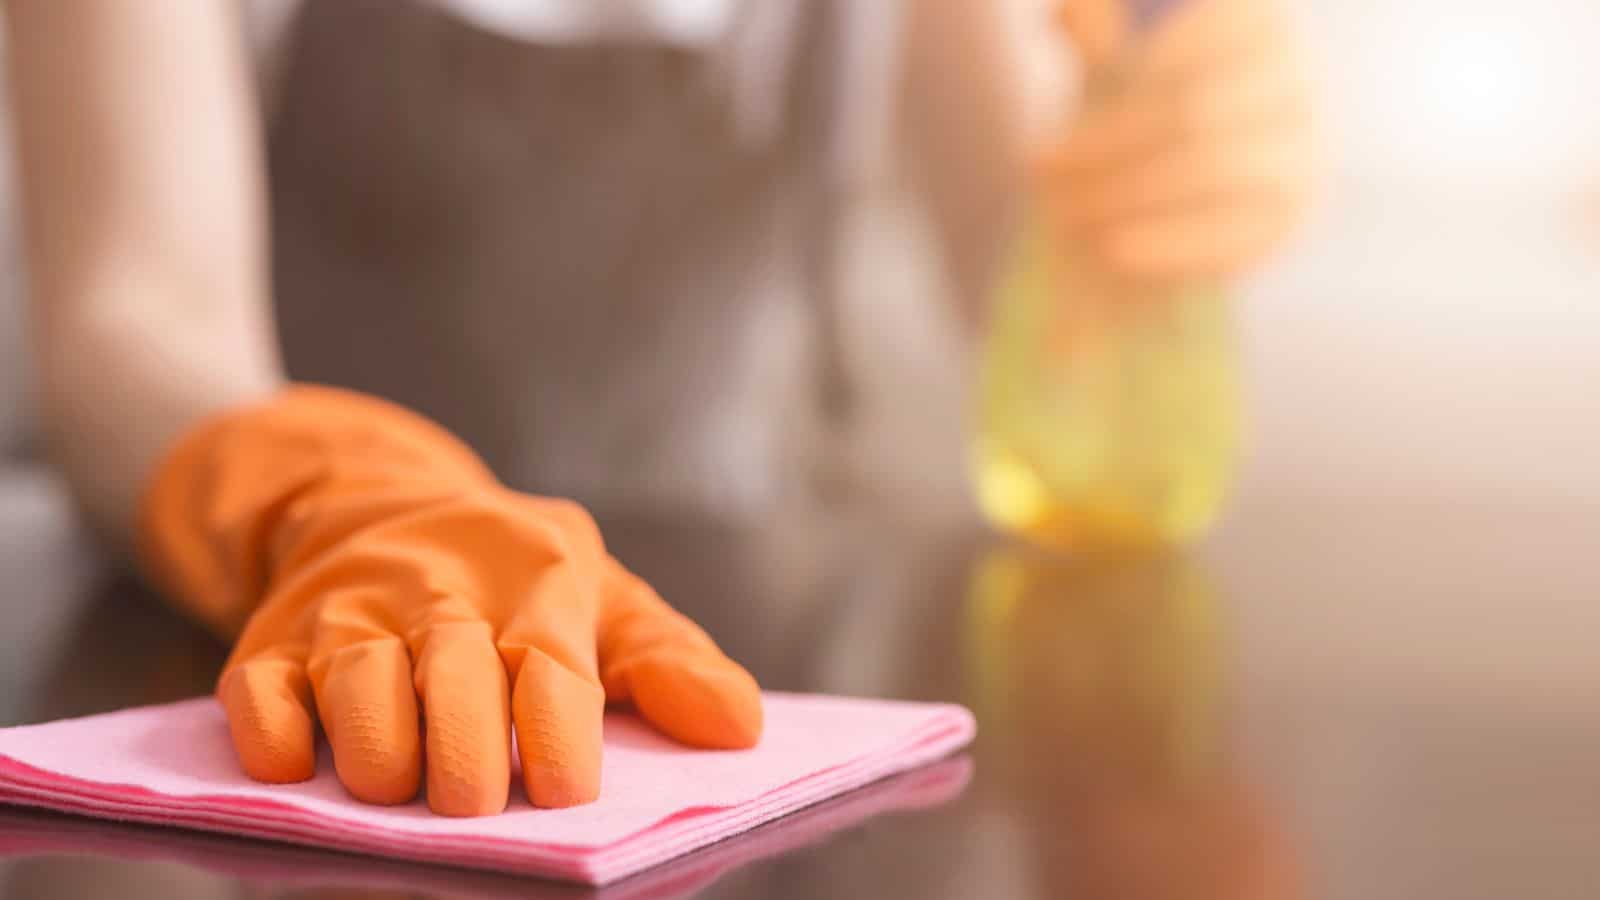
[2,459,1598,900]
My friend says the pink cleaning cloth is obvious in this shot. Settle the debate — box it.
[0,757,972,900]
[0,693,974,885]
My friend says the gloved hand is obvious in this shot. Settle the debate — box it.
[139,386,762,816]
[1043,0,1315,280]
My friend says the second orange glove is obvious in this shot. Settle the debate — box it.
[139,386,763,816]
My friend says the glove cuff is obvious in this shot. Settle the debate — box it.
[137,384,498,638]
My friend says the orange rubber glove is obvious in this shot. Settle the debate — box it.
[1044,0,1315,279]
[138,386,762,816]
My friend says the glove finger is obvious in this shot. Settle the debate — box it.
[412,619,512,817]
[1057,121,1311,229]
[497,542,606,808]
[508,644,605,808]
[1136,0,1279,79]
[217,647,316,784]
[598,559,762,750]
[309,635,421,806]
[1045,42,1304,179]
[1094,195,1300,280]
[1055,0,1130,68]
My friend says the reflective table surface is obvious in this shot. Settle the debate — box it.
[2,462,1598,899]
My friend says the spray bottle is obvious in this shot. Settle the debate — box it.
[974,0,1241,550]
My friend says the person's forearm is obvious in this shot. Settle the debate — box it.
[28,267,283,548]
[899,1,1052,331]
[7,0,285,545]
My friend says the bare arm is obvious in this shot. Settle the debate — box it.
[898,0,1032,330]
[7,0,284,545]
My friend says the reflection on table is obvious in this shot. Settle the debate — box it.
[966,545,1302,900]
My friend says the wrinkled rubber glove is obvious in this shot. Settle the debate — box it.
[138,386,762,816]
[1043,0,1315,280]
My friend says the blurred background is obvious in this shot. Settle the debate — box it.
[1243,0,1600,508]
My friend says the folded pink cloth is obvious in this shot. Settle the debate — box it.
[0,757,972,900]
[0,693,974,885]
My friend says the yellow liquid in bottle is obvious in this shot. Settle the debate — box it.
[973,211,1241,549]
